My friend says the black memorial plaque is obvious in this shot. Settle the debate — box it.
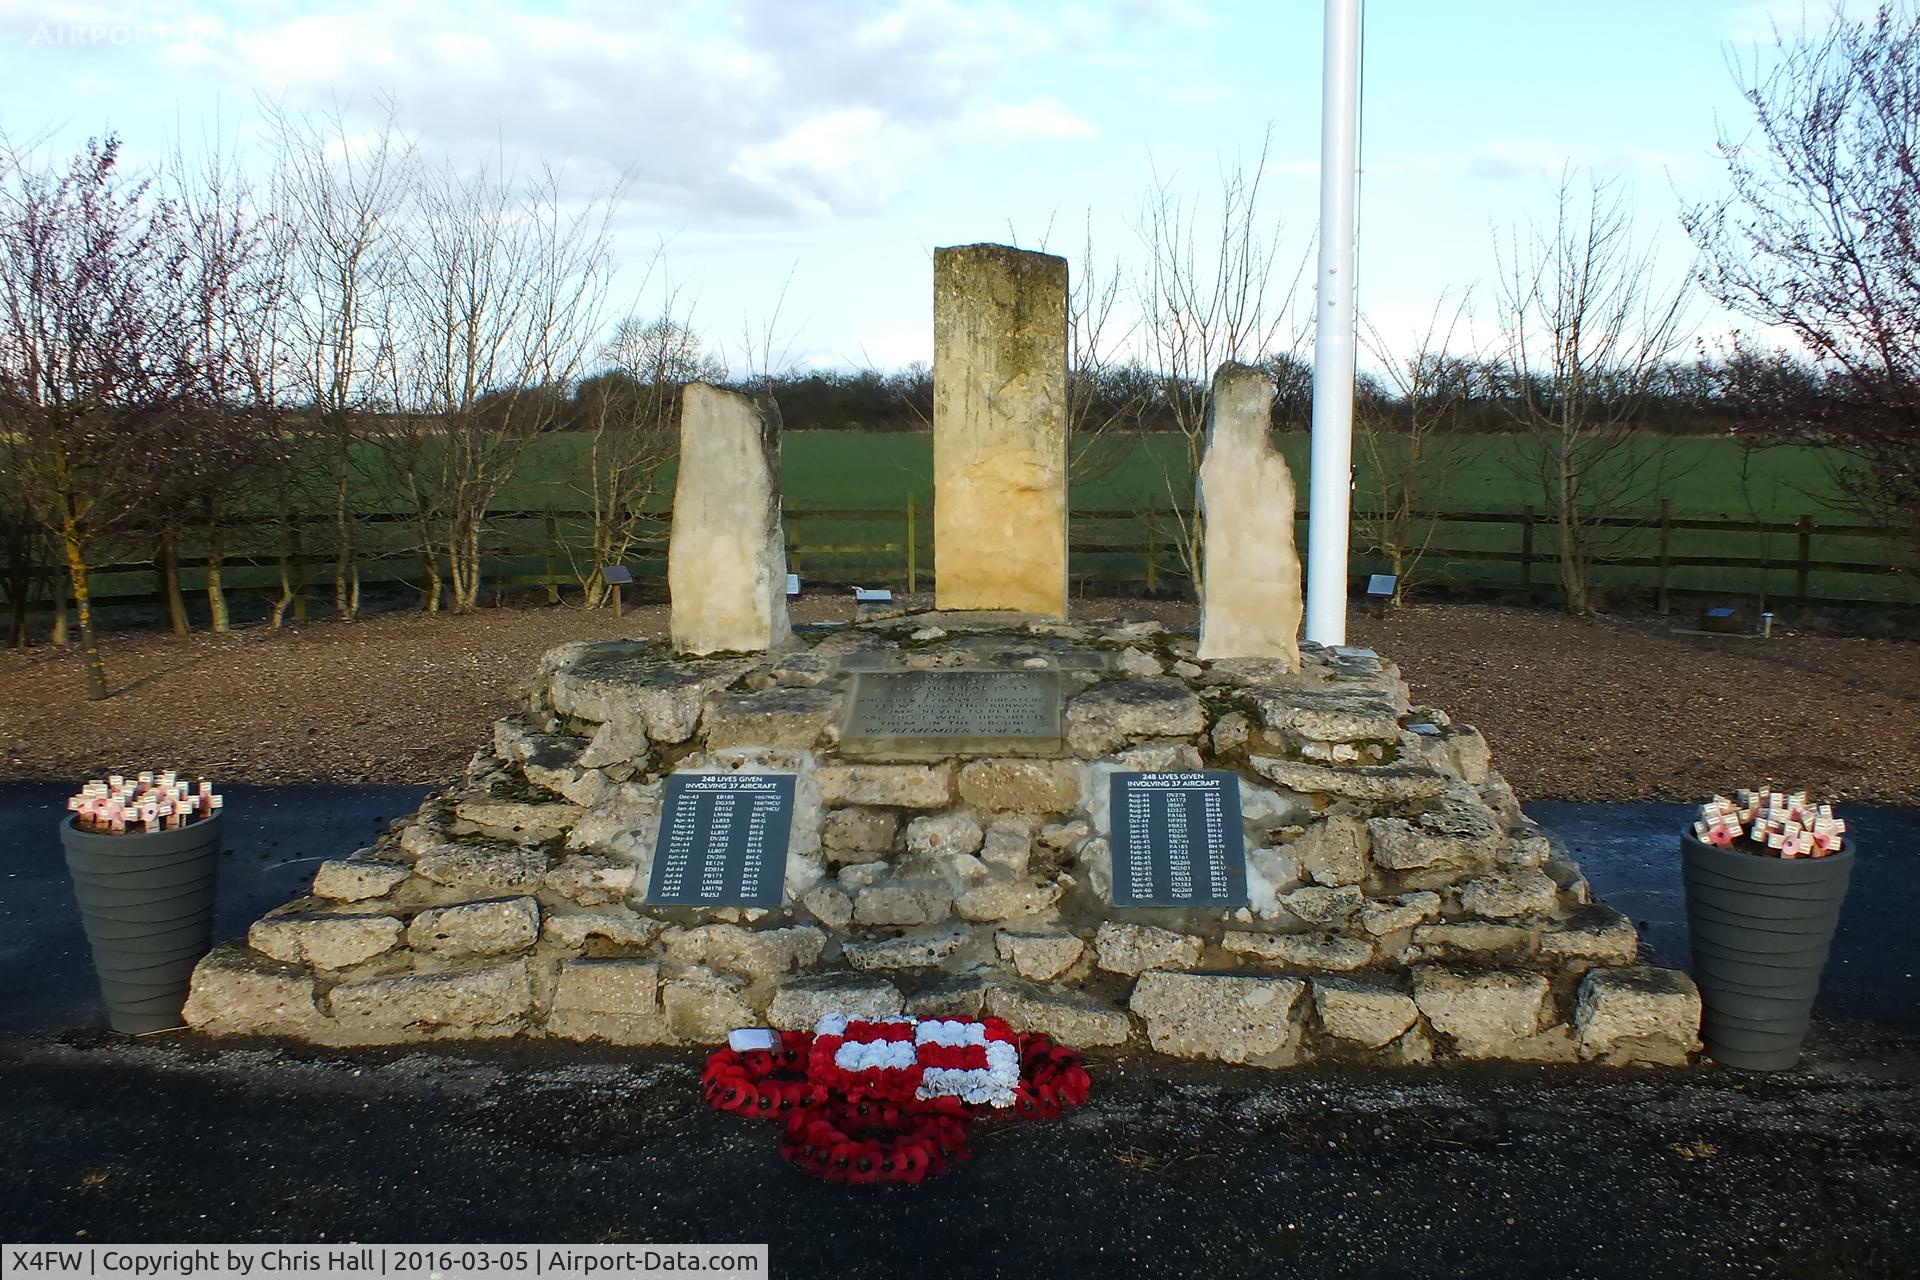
[646,772,795,907]
[1109,770,1247,908]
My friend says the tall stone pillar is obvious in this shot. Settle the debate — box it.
[932,243,1069,619]
[1196,363,1302,667]
[668,382,792,655]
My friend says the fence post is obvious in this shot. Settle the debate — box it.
[1519,505,1534,598]
[1796,515,1812,617]
[906,494,917,595]
[290,525,307,621]
[544,515,560,605]
[1657,499,1673,615]
[1145,505,1158,596]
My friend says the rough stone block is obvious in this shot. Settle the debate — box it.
[1065,679,1207,755]
[450,799,584,844]
[842,925,971,971]
[249,912,404,971]
[1290,814,1370,887]
[907,973,989,1018]
[1277,884,1365,927]
[661,966,756,1043]
[1129,972,1306,1064]
[821,807,899,860]
[818,764,955,809]
[799,883,854,929]
[979,819,1033,875]
[1358,891,1441,936]
[540,854,638,908]
[183,942,328,1037]
[1222,931,1373,971]
[540,910,665,952]
[931,243,1069,618]
[1249,688,1402,747]
[669,383,791,655]
[1539,904,1640,967]
[984,980,1131,1047]
[957,759,1083,814]
[413,841,547,896]
[312,858,411,903]
[328,960,534,1042]
[853,882,953,927]
[1311,976,1420,1049]
[1094,922,1204,975]
[1459,869,1560,920]
[1249,756,1448,804]
[406,897,541,958]
[702,687,842,749]
[662,924,827,977]
[954,877,1060,922]
[769,974,905,1029]
[1410,921,1536,961]
[1411,966,1549,1059]
[903,811,985,858]
[994,929,1085,981]
[546,958,670,1045]
[1575,966,1702,1067]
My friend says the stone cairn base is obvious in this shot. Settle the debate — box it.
[186,613,1702,1068]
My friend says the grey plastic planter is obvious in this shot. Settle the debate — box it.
[1680,830,1852,1071]
[60,813,224,1034]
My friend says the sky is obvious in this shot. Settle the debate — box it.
[0,0,1866,376]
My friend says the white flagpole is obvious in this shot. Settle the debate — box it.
[1306,0,1362,646]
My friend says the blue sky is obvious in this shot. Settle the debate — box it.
[0,0,1860,374]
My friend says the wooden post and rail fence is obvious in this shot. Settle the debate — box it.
[5,501,1913,624]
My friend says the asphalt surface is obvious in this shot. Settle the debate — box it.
[1,785,1917,1276]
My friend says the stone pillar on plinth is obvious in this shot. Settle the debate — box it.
[668,382,792,655]
[932,243,1069,619]
[1196,362,1302,667]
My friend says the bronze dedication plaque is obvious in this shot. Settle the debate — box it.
[839,670,1064,758]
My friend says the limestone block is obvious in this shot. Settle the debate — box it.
[1195,363,1301,665]
[953,877,1061,923]
[1410,921,1536,961]
[660,965,757,1043]
[931,243,1069,618]
[908,974,990,1019]
[842,925,971,971]
[1129,972,1307,1064]
[1245,845,1305,920]
[551,651,752,749]
[1094,922,1204,975]
[1276,884,1365,927]
[1114,647,1164,677]
[1411,966,1549,1059]
[249,913,404,972]
[769,974,905,1029]
[541,910,666,952]
[1289,815,1370,888]
[984,980,1132,1047]
[546,958,670,1045]
[492,720,605,805]
[1036,819,1090,853]
[312,858,411,903]
[1114,742,1206,773]
[1575,966,1702,1067]
[328,960,534,1043]
[818,763,956,809]
[799,883,854,929]
[994,929,1085,981]
[1065,679,1208,755]
[1539,904,1640,967]
[540,854,639,908]
[566,782,664,858]
[1075,837,1113,902]
[450,798,584,844]
[662,924,826,977]
[1498,834,1554,869]
[1249,688,1403,747]
[702,687,842,749]
[979,819,1033,875]
[1366,793,1502,872]
[903,811,985,858]
[1249,756,1448,804]
[956,759,1083,814]
[1459,869,1560,920]
[1311,977,1420,1049]
[183,942,328,1037]
[412,841,548,896]
[853,882,953,927]
[1358,891,1442,936]
[406,897,541,958]
[1212,711,1252,756]
[821,807,899,861]
[1222,931,1373,971]
[668,383,791,655]
[839,862,891,890]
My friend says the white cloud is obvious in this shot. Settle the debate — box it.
[959,95,1098,141]
[1463,138,1565,182]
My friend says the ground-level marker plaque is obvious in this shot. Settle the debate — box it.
[838,670,1063,758]
[1109,771,1248,907]
[647,773,795,907]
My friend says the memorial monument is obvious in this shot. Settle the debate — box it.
[184,244,1701,1070]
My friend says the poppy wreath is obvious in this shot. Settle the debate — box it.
[702,1013,1091,1185]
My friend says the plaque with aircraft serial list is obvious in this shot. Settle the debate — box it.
[646,772,794,907]
[1109,770,1248,907]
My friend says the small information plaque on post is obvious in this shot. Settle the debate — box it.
[646,773,795,907]
[1109,770,1247,908]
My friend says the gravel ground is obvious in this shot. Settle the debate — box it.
[1,598,1914,803]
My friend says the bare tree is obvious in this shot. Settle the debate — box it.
[0,135,194,698]
[1355,296,1478,603]
[1494,171,1691,614]
[384,149,621,612]
[1683,0,1920,565]
[1134,130,1306,593]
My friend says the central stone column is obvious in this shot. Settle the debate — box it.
[932,243,1069,619]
